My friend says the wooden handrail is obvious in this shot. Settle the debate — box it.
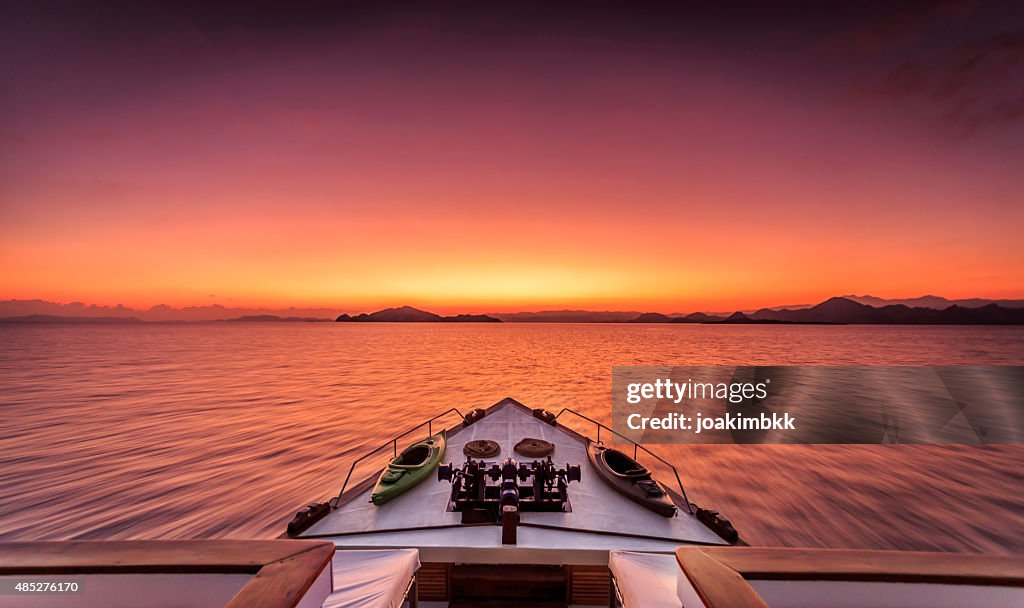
[675,547,1024,608]
[0,540,335,608]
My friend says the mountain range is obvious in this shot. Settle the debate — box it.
[0,299,340,322]
[751,297,1024,324]
[625,297,1024,324]
[2,296,1023,324]
[487,310,644,323]
[0,314,146,324]
[843,295,1024,309]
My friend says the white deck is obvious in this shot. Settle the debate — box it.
[302,399,726,563]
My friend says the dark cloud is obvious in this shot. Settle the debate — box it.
[939,30,1024,134]
[4,1,1022,140]
[937,30,1024,99]
[843,0,979,55]
[874,27,1024,137]
[880,61,933,99]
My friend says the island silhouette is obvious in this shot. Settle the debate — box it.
[335,306,500,323]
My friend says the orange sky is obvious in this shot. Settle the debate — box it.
[2,4,1022,314]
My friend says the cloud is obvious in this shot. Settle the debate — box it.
[879,61,932,99]
[874,27,1024,137]
[935,30,1024,135]
[844,0,979,56]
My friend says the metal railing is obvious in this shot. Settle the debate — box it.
[328,404,694,515]
[332,407,467,506]
[554,407,694,514]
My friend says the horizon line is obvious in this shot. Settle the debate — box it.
[3,294,1024,321]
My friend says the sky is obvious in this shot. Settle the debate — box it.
[2,1,1023,313]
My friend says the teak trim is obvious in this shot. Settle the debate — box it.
[675,547,1024,608]
[0,540,334,608]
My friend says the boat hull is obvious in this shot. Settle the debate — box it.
[372,431,446,505]
[586,440,676,517]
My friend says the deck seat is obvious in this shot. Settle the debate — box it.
[323,549,420,608]
[608,551,684,608]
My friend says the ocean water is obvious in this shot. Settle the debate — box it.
[1,323,1022,553]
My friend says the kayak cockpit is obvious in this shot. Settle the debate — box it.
[393,444,431,467]
[372,431,446,505]
[600,446,652,479]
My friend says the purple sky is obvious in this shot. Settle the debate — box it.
[2,1,1022,311]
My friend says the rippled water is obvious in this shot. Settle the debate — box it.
[1,323,1022,553]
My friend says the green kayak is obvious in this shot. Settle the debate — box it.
[371,430,447,506]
